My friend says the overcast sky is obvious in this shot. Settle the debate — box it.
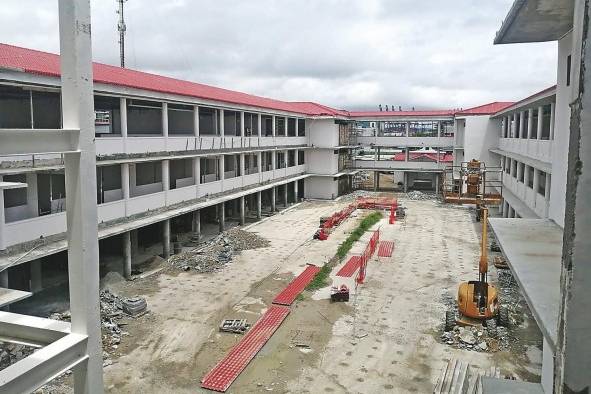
[1,0,557,110]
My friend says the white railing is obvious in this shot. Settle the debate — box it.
[498,138,552,164]
[357,136,455,147]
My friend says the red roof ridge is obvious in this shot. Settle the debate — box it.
[493,85,557,115]
[455,101,515,116]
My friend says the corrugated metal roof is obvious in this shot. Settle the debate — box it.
[456,102,515,116]
[348,110,456,118]
[0,43,344,116]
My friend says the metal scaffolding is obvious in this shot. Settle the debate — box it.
[442,160,503,205]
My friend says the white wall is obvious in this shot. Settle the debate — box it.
[306,149,338,174]
[307,119,339,148]
[304,176,338,199]
[549,32,573,227]
[462,115,502,168]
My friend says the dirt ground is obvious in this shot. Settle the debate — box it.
[97,194,541,393]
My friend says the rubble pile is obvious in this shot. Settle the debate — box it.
[406,190,435,200]
[170,228,269,272]
[0,343,36,371]
[440,325,511,352]
[49,289,147,356]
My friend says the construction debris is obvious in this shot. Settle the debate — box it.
[48,289,148,354]
[0,343,36,371]
[220,319,251,334]
[406,190,435,200]
[170,228,269,273]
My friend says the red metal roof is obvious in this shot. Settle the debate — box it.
[455,102,515,116]
[391,152,453,162]
[348,110,456,118]
[0,43,344,116]
[492,85,557,115]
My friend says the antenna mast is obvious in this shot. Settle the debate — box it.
[117,0,127,68]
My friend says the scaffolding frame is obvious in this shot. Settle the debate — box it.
[442,161,503,205]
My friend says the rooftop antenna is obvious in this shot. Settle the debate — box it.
[116,0,127,68]
[379,104,383,112]
[385,105,389,112]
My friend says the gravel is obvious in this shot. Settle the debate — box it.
[406,190,437,200]
[170,228,269,273]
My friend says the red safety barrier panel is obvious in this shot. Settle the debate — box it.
[201,305,290,392]
[357,229,380,284]
[378,241,395,257]
[272,265,321,306]
[336,256,361,277]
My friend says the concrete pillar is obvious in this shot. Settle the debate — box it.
[239,196,245,225]
[0,269,8,310]
[219,155,225,182]
[257,152,262,174]
[527,109,534,139]
[549,102,555,140]
[162,159,170,191]
[544,174,551,203]
[271,150,277,172]
[239,153,245,177]
[404,172,408,193]
[284,184,288,206]
[437,121,441,138]
[524,165,531,189]
[257,191,262,219]
[162,219,171,258]
[533,168,540,195]
[376,173,380,189]
[25,172,38,218]
[512,113,518,138]
[271,187,277,212]
[295,118,299,137]
[257,114,262,137]
[294,180,299,202]
[193,105,200,137]
[518,111,524,138]
[271,115,276,137]
[192,210,201,239]
[537,106,543,140]
[120,97,127,138]
[121,163,130,200]
[162,102,168,137]
[0,175,5,251]
[218,203,225,232]
[193,157,200,185]
[240,111,245,137]
[30,259,42,293]
[284,117,288,136]
[405,122,410,137]
[435,174,440,195]
[123,231,131,279]
[219,109,225,137]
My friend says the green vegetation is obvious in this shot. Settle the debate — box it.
[305,211,383,291]
[336,211,383,260]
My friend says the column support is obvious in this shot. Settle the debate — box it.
[257,114,262,137]
[550,102,555,140]
[162,160,170,192]
[240,111,245,137]
[123,231,131,279]
[404,172,408,193]
[0,175,5,251]
[218,203,225,232]
[30,259,43,293]
[120,97,127,138]
[192,210,201,240]
[537,106,543,140]
[271,187,277,212]
[239,196,245,225]
[284,184,288,206]
[162,102,168,137]
[219,109,225,137]
[162,219,171,258]
[527,109,534,139]
[193,105,200,137]
[257,191,262,219]
[518,111,524,138]
[294,180,299,202]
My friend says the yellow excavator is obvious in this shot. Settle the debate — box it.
[445,207,509,336]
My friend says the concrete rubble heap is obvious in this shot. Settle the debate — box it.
[0,343,36,371]
[170,228,269,273]
[406,190,436,200]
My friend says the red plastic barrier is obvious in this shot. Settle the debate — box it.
[356,229,380,284]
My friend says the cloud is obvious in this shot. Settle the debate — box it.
[0,0,557,110]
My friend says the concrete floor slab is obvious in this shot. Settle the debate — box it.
[488,218,561,350]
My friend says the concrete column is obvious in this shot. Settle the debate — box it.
[294,180,299,202]
[219,155,225,182]
[527,109,534,139]
[435,174,440,195]
[376,173,380,189]
[257,114,262,137]
[239,196,245,225]
[518,111,524,138]
[437,121,441,138]
[549,102,555,140]
[162,219,171,258]
[218,203,225,232]
[257,191,262,219]
[193,157,200,185]
[284,184,288,206]
[271,187,277,212]
[193,105,200,137]
[405,122,410,137]
[295,118,299,137]
[120,97,127,138]
[26,172,38,218]
[537,106,543,140]
[123,231,131,279]
[192,210,201,239]
[544,174,551,203]
[257,152,262,173]
[404,172,408,193]
[162,102,169,137]
[240,111,245,137]
[239,153,245,177]
[533,168,540,195]
[501,117,507,138]
[121,163,130,200]
[271,115,276,137]
[373,171,378,191]
[512,113,518,138]
[0,176,6,251]
[272,150,277,171]
[524,165,531,189]
[162,159,170,191]
[30,259,42,293]
[219,109,225,137]
[284,117,288,136]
